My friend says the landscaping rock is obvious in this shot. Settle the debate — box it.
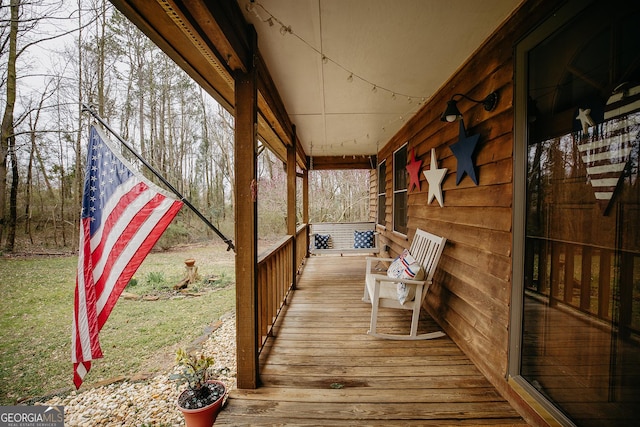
[120,292,140,300]
[38,314,237,426]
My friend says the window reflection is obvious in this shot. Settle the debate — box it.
[522,2,640,425]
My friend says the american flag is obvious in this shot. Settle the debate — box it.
[72,125,183,388]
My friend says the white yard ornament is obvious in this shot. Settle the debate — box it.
[422,148,448,207]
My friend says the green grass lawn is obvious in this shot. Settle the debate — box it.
[0,243,235,405]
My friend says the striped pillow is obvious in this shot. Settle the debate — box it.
[387,250,424,304]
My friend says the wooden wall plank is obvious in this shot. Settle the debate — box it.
[410,206,512,232]
[370,2,563,425]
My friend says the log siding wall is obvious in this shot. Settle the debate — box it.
[371,1,560,425]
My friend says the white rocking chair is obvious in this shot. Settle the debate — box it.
[363,229,446,340]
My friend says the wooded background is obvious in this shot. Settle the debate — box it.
[0,0,370,254]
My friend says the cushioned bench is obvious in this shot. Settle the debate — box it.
[309,222,379,255]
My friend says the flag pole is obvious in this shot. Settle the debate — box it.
[82,104,235,252]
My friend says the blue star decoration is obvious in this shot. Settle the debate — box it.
[449,120,480,185]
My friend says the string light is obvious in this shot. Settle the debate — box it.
[320,104,415,154]
[279,25,292,36]
[247,1,428,104]
[246,1,429,156]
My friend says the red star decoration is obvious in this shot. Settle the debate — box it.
[406,148,423,192]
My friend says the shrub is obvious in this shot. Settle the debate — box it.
[156,223,190,250]
[145,271,166,287]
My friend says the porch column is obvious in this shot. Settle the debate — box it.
[287,125,297,290]
[234,30,259,389]
[303,169,309,225]
[303,168,309,257]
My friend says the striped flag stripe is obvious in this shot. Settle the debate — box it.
[92,188,160,297]
[91,181,148,280]
[96,196,179,321]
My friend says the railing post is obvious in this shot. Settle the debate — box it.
[234,26,259,390]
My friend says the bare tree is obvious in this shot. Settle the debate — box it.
[24,81,54,242]
[0,0,371,252]
[75,0,83,241]
[0,0,81,251]
[0,0,19,249]
[309,169,370,223]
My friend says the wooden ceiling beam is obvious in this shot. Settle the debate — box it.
[183,0,252,73]
[256,52,293,146]
[309,156,377,170]
[110,1,308,168]
[256,52,307,169]
[109,0,235,110]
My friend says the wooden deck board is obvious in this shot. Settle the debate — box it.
[215,256,528,425]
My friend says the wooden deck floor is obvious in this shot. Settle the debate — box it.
[215,256,527,426]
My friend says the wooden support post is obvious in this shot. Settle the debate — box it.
[539,242,549,294]
[580,245,593,312]
[619,251,634,339]
[303,168,309,225]
[234,28,259,390]
[598,249,611,319]
[564,243,575,304]
[550,242,561,305]
[303,164,309,258]
[287,126,297,290]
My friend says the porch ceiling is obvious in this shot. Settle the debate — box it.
[238,0,522,158]
[109,0,522,163]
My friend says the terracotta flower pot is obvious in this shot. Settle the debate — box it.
[178,381,225,427]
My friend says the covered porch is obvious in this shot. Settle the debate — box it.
[217,254,525,425]
[107,0,565,425]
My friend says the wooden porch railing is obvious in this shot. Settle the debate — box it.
[525,236,639,336]
[256,224,308,353]
[295,224,308,274]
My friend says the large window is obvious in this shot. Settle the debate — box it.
[393,144,408,235]
[512,1,640,426]
[377,160,386,226]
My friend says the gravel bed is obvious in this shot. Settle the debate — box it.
[38,314,237,426]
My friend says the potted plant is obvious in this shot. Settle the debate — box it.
[169,348,226,427]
